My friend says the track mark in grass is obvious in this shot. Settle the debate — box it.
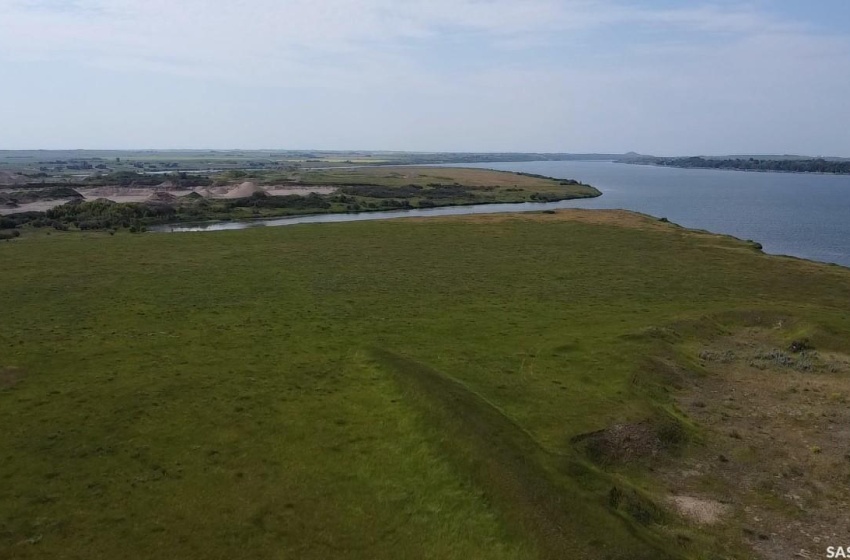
[372,348,682,560]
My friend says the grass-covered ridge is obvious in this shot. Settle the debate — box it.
[1,210,849,559]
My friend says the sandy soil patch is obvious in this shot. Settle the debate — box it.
[222,181,263,198]
[265,185,336,196]
[148,191,178,203]
[0,200,73,215]
[194,184,336,198]
[78,186,161,203]
[0,183,338,214]
[667,496,730,525]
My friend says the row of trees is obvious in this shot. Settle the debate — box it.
[45,199,176,230]
[2,193,338,232]
[84,171,213,187]
[648,157,850,174]
[231,192,330,210]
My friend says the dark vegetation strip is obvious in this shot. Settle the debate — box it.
[372,348,687,560]
[1,186,597,233]
[627,156,850,174]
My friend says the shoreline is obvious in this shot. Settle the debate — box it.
[151,205,850,272]
[624,161,850,176]
[149,192,603,232]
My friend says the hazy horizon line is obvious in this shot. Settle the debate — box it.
[0,149,847,159]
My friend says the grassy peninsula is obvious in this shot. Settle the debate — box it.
[2,210,849,559]
[1,166,598,232]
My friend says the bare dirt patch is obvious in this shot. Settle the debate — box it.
[198,184,337,198]
[222,181,263,198]
[572,422,664,464]
[75,183,336,202]
[0,200,74,215]
[0,367,25,389]
[656,327,850,559]
[667,496,730,525]
[147,191,178,203]
[79,186,158,203]
[265,185,336,196]
[0,183,339,215]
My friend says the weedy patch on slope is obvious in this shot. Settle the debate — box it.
[572,422,666,465]
[644,314,850,559]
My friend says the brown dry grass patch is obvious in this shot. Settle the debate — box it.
[405,209,678,230]
[0,367,24,389]
[311,166,572,188]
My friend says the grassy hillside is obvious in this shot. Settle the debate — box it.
[1,210,848,559]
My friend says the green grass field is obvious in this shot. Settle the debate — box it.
[295,166,586,189]
[2,210,849,559]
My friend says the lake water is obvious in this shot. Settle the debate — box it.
[451,161,850,268]
[159,161,850,268]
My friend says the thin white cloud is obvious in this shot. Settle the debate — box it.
[0,1,814,76]
[0,0,848,152]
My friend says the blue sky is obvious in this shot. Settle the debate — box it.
[1,0,849,155]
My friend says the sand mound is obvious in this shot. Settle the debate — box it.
[266,185,337,196]
[224,182,264,198]
[201,186,227,196]
[41,186,83,200]
[147,191,178,203]
[667,496,730,525]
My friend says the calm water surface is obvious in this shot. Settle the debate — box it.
[454,162,850,268]
[159,161,850,268]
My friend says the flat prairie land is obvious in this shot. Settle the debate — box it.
[298,166,593,191]
[1,209,849,559]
